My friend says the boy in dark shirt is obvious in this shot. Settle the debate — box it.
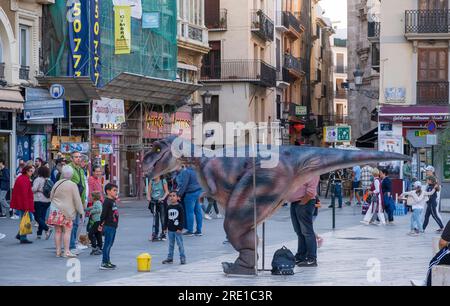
[162,191,186,265]
[99,183,119,270]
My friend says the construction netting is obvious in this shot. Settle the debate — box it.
[42,0,177,87]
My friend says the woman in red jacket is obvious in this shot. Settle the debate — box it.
[11,165,35,244]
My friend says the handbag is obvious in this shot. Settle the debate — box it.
[19,212,32,235]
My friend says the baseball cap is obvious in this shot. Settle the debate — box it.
[425,165,435,172]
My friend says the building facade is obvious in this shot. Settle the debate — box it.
[201,0,277,145]
[347,0,380,144]
[331,38,348,124]
[378,0,450,209]
[0,0,53,185]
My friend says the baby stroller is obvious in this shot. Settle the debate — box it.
[361,190,372,215]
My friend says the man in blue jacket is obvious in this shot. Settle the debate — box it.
[176,166,203,236]
[0,160,11,218]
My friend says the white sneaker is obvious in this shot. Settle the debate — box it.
[216,214,224,219]
[204,214,212,220]
[0,233,5,240]
[11,215,19,220]
[34,222,39,227]
[410,279,425,286]
[360,221,370,225]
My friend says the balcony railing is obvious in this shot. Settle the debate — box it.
[275,11,289,30]
[317,115,349,127]
[286,11,302,34]
[334,66,348,73]
[417,81,449,105]
[0,62,5,79]
[206,9,227,31]
[178,20,208,45]
[405,10,450,34]
[201,59,276,87]
[251,10,274,42]
[19,65,29,80]
[283,54,304,77]
[368,21,380,39]
[334,91,348,99]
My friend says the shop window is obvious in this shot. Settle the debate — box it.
[0,112,12,130]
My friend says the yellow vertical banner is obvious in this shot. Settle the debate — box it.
[114,5,131,54]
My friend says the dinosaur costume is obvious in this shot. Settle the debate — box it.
[143,136,409,275]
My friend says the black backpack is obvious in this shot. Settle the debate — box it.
[271,246,295,275]
[43,179,54,199]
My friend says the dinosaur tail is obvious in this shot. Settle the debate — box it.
[297,147,411,177]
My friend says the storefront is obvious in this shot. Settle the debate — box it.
[379,105,450,202]
[0,88,23,183]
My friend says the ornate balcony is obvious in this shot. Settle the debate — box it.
[251,10,274,42]
[405,10,450,40]
[417,81,449,105]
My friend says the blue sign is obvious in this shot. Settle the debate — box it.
[16,136,30,165]
[142,12,160,29]
[50,84,65,99]
[90,0,101,86]
[24,99,66,120]
[67,0,90,78]
[26,88,53,101]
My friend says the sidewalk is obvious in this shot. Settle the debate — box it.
[0,197,447,285]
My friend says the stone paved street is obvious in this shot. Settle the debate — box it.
[0,197,448,286]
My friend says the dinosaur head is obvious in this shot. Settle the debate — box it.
[142,136,181,178]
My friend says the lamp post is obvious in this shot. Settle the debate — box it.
[353,66,364,88]
[201,90,212,106]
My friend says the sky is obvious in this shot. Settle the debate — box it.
[320,0,347,37]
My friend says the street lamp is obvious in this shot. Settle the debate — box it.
[201,90,213,105]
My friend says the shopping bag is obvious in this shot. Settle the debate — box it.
[78,216,91,246]
[19,212,32,236]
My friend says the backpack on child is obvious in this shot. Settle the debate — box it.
[271,246,296,275]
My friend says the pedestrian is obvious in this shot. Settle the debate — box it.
[0,159,11,218]
[288,175,320,267]
[51,158,65,184]
[16,159,25,176]
[68,151,87,253]
[202,194,223,220]
[10,165,35,244]
[162,191,186,265]
[380,168,395,224]
[328,170,343,208]
[88,166,104,207]
[147,176,169,241]
[411,220,450,286]
[401,181,436,236]
[361,168,386,226]
[32,166,53,240]
[80,155,89,204]
[346,165,362,206]
[32,158,43,180]
[85,192,103,255]
[47,165,85,258]
[403,160,412,192]
[100,183,119,270]
[423,175,445,233]
[314,196,323,248]
[176,166,203,236]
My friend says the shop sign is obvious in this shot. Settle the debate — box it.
[99,144,114,155]
[92,98,125,124]
[414,130,430,137]
[383,115,450,122]
[144,111,191,139]
[323,126,351,143]
[295,105,307,116]
[114,5,131,54]
[142,12,160,29]
[379,136,403,179]
[443,146,450,181]
[60,142,90,153]
[24,99,65,120]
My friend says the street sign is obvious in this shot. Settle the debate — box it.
[295,105,307,116]
[324,126,351,143]
[49,84,65,99]
[24,99,66,120]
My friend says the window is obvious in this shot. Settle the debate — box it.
[371,43,380,72]
[336,53,344,73]
[19,25,30,67]
[261,98,265,123]
[203,95,219,123]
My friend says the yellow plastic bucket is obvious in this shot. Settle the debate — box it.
[136,253,152,272]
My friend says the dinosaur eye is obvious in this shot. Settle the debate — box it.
[156,148,161,152]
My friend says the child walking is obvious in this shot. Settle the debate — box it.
[162,191,186,265]
[86,192,103,255]
[401,181,436,236]
[100,183,119,270]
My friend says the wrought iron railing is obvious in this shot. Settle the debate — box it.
[283,54,304,76]
[368,21,380,38]
[405,10,450,34]
[417,81,449,105]
[0,63,5,79]
[19,65,29,80]
[251,10,274,42]
[286,11,301,34]
[201,59,276,87]
[317,115,349,127]
[206,9,227,30]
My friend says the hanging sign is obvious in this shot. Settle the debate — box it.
[90,0,101,86]
[92,98,125,124]
[114,5,132,54]
[99,144,114,155]
[60,142,90,153]
[67,0,90,77]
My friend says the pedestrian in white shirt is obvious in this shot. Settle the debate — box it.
[401,181,437,236]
